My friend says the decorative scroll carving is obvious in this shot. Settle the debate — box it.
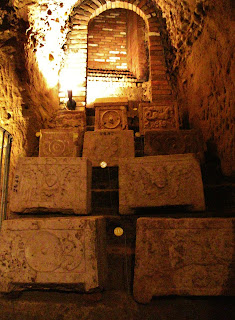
[10,158,92,215]
[119,154,205,214]
[134,218,235,303]
[144,130,204,162]
[82,130,135,166]
[95,106,128,130]
[48,110,86,130]
[139,103,179,134]
[0,217,106,293]
[39,129,82,157]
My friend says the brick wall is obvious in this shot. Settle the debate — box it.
[88,9,128,71]
[126,11,148,80]
[62,2,176,106]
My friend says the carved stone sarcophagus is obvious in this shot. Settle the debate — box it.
[144,129,204,161]
[39,129,83,157]
[0,217,107,293]
[82,130,135,166]
[94,98,128,130]
[10,157,92,215]
[134,218,235,303]
[139,103,179,134]
[119,154,205,214]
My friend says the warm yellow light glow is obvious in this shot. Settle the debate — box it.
[100,161,107,168]
[59,52,86,92]
[87,79,132,104]
[28,1,79,88]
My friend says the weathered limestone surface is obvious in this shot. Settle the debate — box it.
[10,157,92,214]
[0,217,106,293]
[95,100,128,130]
[139,103,179,134]
[39,129,83,157]
[82,130,135,166]
[48,110,86,131]
[134,218,235,303]
[144,129,204,161]
[119,154,205,214]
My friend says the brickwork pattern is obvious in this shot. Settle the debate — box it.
[60,0,176,106]
[88,9,128,71]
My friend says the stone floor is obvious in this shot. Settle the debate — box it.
[0,290,235,320]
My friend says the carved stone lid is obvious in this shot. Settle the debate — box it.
[93,97,128,107]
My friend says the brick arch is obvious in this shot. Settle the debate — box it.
[71,0,160,28]
[59,0,174,107]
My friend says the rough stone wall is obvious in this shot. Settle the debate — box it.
[0,51,27,167]
[155,0,234,175]
[0,2,59,187]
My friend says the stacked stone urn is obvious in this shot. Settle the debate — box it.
[0,99,234,302]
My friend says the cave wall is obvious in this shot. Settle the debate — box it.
[0,1,59,177]
[155,0,234,176]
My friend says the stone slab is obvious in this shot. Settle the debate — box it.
[119,154,205,214]
[139,103,179,134]
[133,218,235,303]
[95,106,128,130]
[82,130,135,166]
[144,129,204,162]
[39,129,83,157]
[48,110,86,130]
[10,157,92,215]
[0,217,106,293]
[92,97,129,107]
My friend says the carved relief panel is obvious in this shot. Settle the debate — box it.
[39,129,83,157]
[134,218,235,303]
[0,217,107,293]
[144,129,204,162]
[82,130,135,166]
[95,106,128,130]
[48,110,86,131]
[10,157,92,215]
[139,103,179,134]
[119,154,205,214]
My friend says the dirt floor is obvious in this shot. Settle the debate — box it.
[0,290,235,320]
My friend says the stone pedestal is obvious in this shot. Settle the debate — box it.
[133,218,235,303]
[0,217,106,293]
[82,130,135,166]
[119,154,205,214]
[10,157,92,215]
[94,98,128,130]
[139,103,179,134]
[39,129,83,157]
[144,129,204,162]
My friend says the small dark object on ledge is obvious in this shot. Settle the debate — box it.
[67,90,76,110]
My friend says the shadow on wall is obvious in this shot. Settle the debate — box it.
[203,139,223,184]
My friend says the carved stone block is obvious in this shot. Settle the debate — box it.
[95,106,128,130]
[48,110,86,130]
[139,103,179,134]
[119,154,205,214]
[39,129,83,157]
[82,130,135,166]
[144,129,204,161]
[0,217,106,293]
[134,218,235,303]
[10,158,92,215]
